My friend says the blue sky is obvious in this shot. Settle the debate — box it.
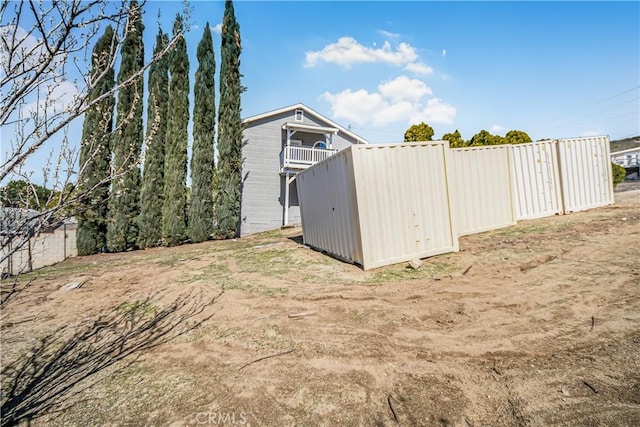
[212,0,639,142]
[2,1,639,185]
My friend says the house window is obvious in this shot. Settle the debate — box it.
[294,109,303,122]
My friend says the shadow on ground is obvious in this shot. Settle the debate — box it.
[0,290,222,427]
[0,277,36,310]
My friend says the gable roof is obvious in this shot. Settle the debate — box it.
[243,103,369,144]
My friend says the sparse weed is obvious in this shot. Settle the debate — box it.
[116,300,158,320]
[366,261,457,282]
[222,278,289,296]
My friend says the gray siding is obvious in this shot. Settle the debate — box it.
[240,108,361,236]
[241,118,283,236]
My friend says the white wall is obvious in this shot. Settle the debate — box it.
[1,224,77,276]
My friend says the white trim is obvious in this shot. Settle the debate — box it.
[294,109,304,122]
[282,122,339,134]
[243,103,368,144]
[284,170,291,226]
[611,147,640,156]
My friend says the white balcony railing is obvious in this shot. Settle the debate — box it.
[280,145,338,171]
[612,155,639,168]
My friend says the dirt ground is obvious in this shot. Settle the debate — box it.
[1,190,639,426]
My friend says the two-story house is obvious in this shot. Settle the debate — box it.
[240,103,368,236]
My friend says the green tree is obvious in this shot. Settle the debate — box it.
[0,180,53,209]
[215,0,244,239]
[77,26,116,255]
[504,130,532,145]
[442,130,467,148]
[188,23,216,243]
[162,14,190,246]
[404,122,434,142]
[47,182,76,214]
[469,129,503,146]
[138,28,169,249]
[107,0,144,252]
[612,162,626,188]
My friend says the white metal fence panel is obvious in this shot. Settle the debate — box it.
[510,141,563,220]
[296,149,364,265]
[449,145,516,236]
[298,136,615,270]
[351,142,458,269]
[297,142,458,270]
[557,136,614,213]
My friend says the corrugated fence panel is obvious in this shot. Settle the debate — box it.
[297,149,364,265]
[509,141,563,220]
[351,142,458,270]
[298,136,614,270]
[449,145,515,236]
[557,136,614,213]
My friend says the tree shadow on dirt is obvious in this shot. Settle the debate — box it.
[0,277,35,310]
[0,289,223,427]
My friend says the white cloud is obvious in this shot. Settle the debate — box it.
[403,61,433,76]
[1,24,66,74]
[409,98,457,125]
[378,30,400,39]
[212,23,222,34]
[320,89,384,125]
[321,75,456,127]
[322,89,417,127]
[1,25,76,120]
[305,37,418,68]
[372,101,415,126]
[378,75,432,103]
[305,36,438,78]
[582,130,599,137]
[491,125,507,134]
[23,80,79,118]
[442,49,447,57]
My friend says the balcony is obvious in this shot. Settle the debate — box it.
[280,145,338,172]
[613,156,639,168]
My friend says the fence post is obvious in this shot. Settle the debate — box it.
[8,239,13,276]
[555,140,567,214]
[27,236,33,273]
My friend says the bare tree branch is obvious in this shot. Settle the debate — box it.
[1,0,190,276]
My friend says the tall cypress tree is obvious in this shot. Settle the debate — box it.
[162,14,189,246]
[188,23,216,243]
[138,28,169,248]
[215,0,243,239]
[76,26,116,256]
[107,0,144,252]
